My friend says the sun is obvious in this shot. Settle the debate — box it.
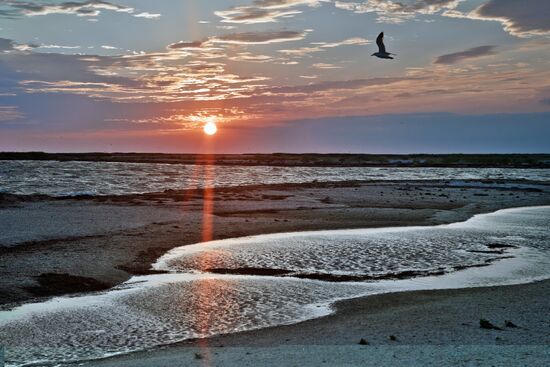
[203,121,218,136]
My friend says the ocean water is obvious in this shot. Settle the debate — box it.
[1,206,549,367]
[1,160,549,196]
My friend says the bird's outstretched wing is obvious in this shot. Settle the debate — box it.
[376,32,386,54]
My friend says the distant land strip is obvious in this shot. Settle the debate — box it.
[1,152,550,168]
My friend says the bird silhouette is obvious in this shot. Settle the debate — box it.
[372,32,395,60]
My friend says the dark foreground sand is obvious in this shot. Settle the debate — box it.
[1,179,550,366]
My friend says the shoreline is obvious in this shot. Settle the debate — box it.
[75,278,550,367]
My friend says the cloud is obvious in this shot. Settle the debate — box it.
[434,45,497,65]
[215,0,326,24]
[0,41,274,104]
[334,0,461,23]
[444,0,550,37]
[38,44,82,50]
[133,12,161,19]
[168,30,307,53]
[269,76,413,94]
[314,37,370,48]
[312,63,342,69]
[210,31,307,44]
[0,105,25,121]
[0,50,144,96]
[0,1,160,19]
[216,7,302,24]
[279,37,370,57]
[0,38,15,52]
[229,52,273,62]
[167,41,205,50]
[0,37,38,52]
[278,46,323,56]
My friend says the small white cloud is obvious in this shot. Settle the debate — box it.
[134,12,161,19]
[312,63,342,69]
[38,44,82,49]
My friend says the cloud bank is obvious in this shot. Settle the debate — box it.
[444,0,550,37]
[434,45,497,65]
[0,0,160,19]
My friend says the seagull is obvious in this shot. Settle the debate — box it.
[372,32,395,60]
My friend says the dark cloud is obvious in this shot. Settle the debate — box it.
[473,0,550,37]
[270,77,415,94]
[167,41,205,50]
[0,50,143,98]
[434,45,497,65]
[0,38,15,52]
[0,37,39,52]
[0,0,159,19]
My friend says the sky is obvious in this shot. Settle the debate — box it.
[0,0,549,153]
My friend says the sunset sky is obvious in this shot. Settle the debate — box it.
[1,0,549,153]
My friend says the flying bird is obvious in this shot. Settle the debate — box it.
[372,32,394,60]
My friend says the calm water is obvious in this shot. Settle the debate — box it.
[1,206,549,366]
[1,160,549,196]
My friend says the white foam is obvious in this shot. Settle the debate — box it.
[154,207,550,280]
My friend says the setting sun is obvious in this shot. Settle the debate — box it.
[203,121,218,136]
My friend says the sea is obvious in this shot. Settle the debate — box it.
[1,160,549,196]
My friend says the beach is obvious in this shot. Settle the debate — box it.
[78,280,550,367]
[1,176,550,366]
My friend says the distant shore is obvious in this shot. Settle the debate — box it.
[1,152,550,168]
